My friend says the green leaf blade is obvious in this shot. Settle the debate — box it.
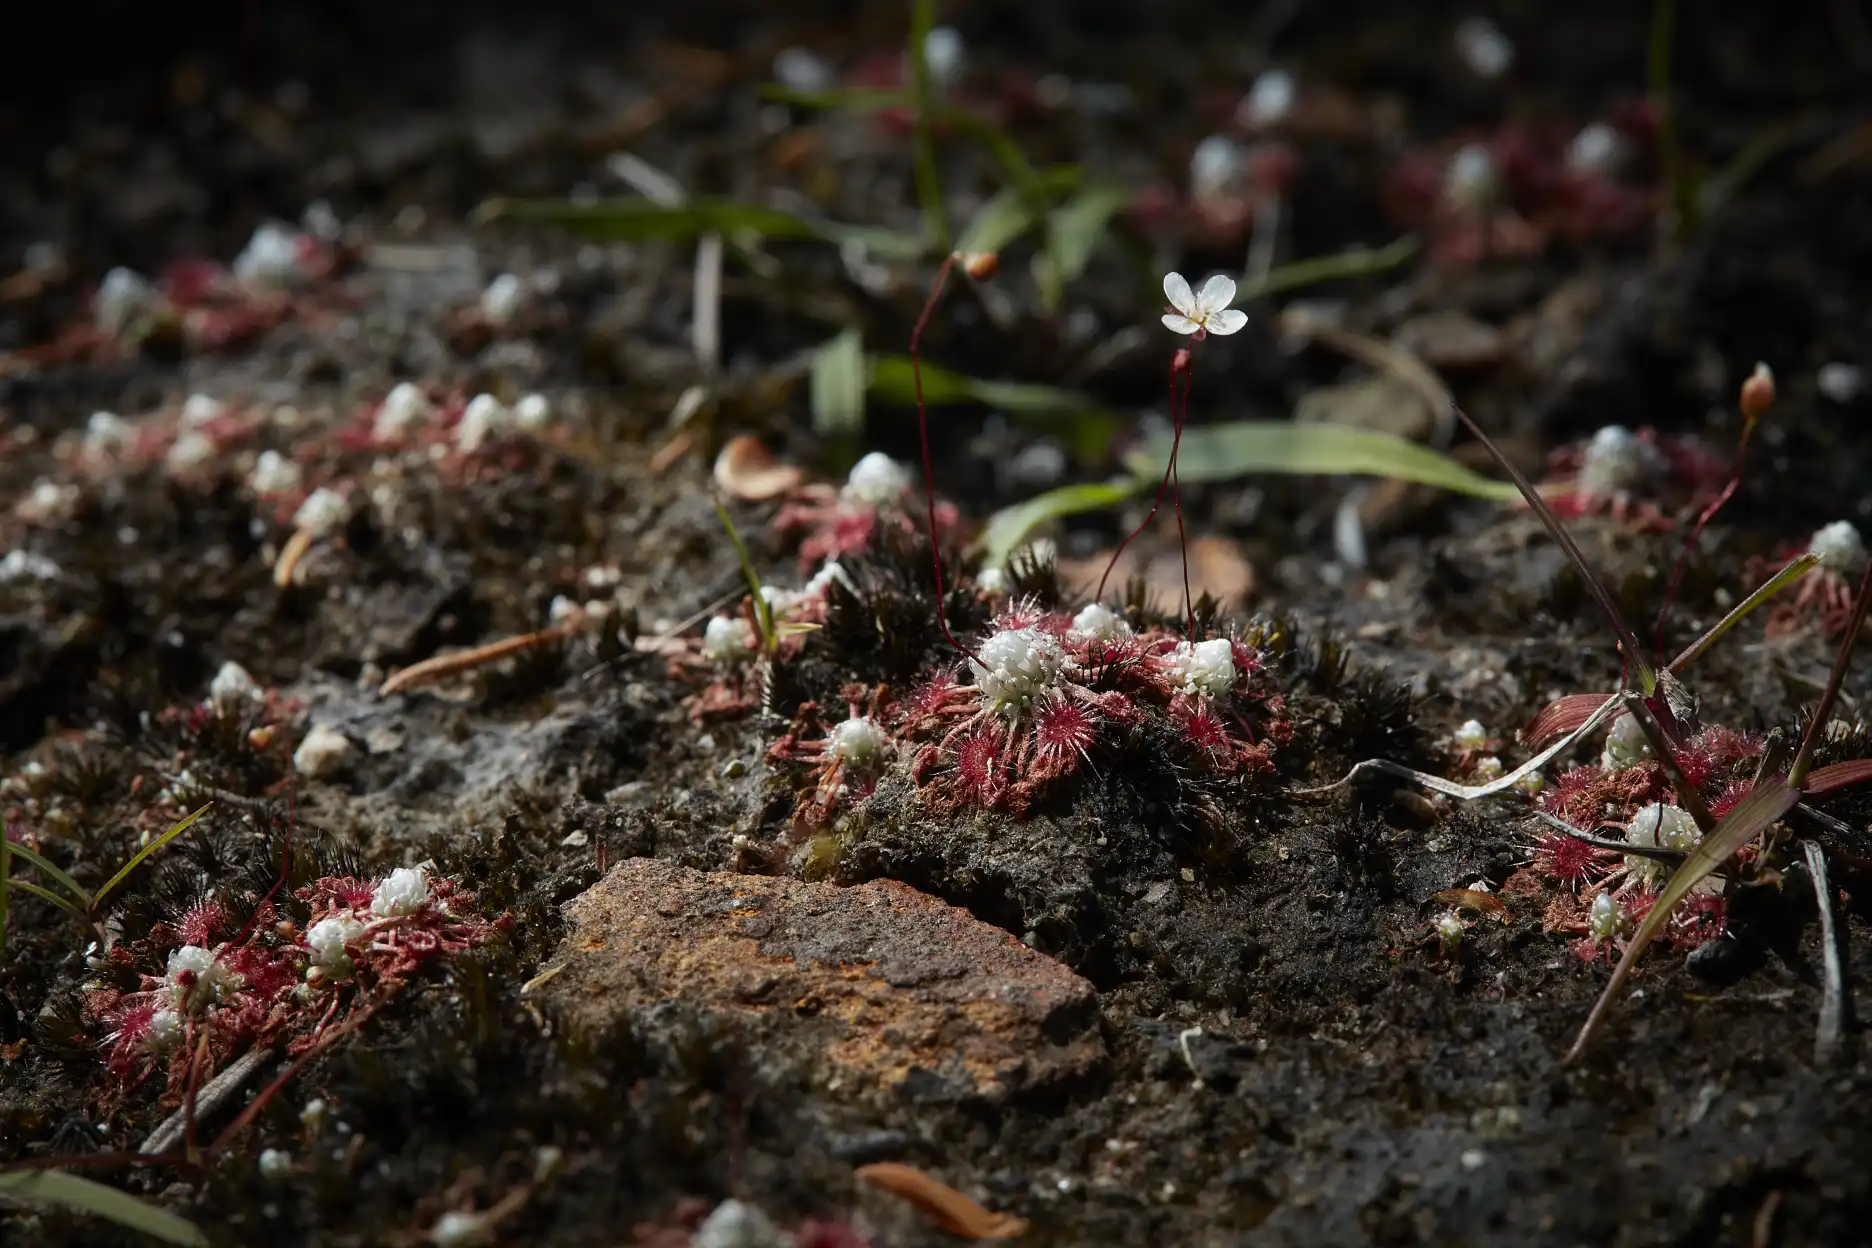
[92,803,212,913]
[0,1170,209,1246]
[810,329,867,437]
[3,840,89,908]
[980,479,1146,568]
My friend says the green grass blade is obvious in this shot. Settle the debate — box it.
[474,197,928,261]
[908,0,949,252]
[3,840,89,908]
[1669,553,1816,671]
[1565,775,1799,1062]
[0,1170,209,1246]
[714,498,773,649]
[810,329,867,437]
[92,803,211,914]
[955,167,1083,257]
[979,479,1147,568]
[1123,420,1525,501]
[8,878,90,922]
[868,354,1118,458]
[1237,236,1420,302]
[760,86,1041,193]
[1038,183,1130,309]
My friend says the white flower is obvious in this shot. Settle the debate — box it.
[371,866,433,918]
[969,627,1064,716]
[514,392,553,432]
[165,945,242,1013]
[143,1008,184,1053]
[1452,719,1489,751]
[457,394,510,451]
[293,487,349,536]
[294,724,351,778]
[251,450,302,497]
[1587,891,1621,943]
[703,615,756,664]
[209,661,262,709]
[481,273,525,327]
[828,716,889,769]
[305,914,368,974]
[1070,603,1131,642]
[1809,521,1866,574]
[1167,637,1237,697]
[1624,803,1706,887]
[1161,272,1247,338]
[1600,712,1652,769]
[1434,911,1466,950]
[374,382,433,438]
[840,452,913,506]
[1578,425,1664,499]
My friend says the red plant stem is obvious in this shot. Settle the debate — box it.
[911,253,979,662]
[1170,366,1196,640]
[1652,423,1756,661]
[1097,346,1198,638]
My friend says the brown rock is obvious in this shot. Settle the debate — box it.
[538,859,1104,1101]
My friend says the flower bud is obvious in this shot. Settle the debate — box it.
[954,250,999,281]
[1740,362,1775,422]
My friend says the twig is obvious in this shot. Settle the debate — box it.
[692,232,723,374]
[1752,1189,1782,1248]
[139,1045,274,1156]
[1804,839,1850,1065]
[380,624,577,697]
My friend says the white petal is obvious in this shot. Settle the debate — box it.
[1161,313,1202,335]
[1205,307,1249,336]
[1162,272,1196,316]
[1195,273,1238,316]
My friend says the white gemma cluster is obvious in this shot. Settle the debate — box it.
[1587,890,1621,943]
[143,1007,184,1053]
[703,615,756,664]
[293,487,349,536]
[371,866,432,918]
[1578,425,1664,500]
[96,267,158,336]
[1443,143,1500,212]
[1434,911,1466,949]
[251,449,302,496]
[209,660,262,709]
[1452,719,1488,751]
[481,273,526,326]
[305,914,368,976]
[970,627,1065,716]
[165,945,242,1013]
[374,382,433,438]
[840,452,913,507]
[1624,803,1704,887]
[457,394,510,451]
[1601,712,1652,769]
[1809,520,1866,574]
[233,222,303,289]
[1238,69,1296,129]
[1070,602,1131,642]
[1167,637,1237,698]
[827,715,889,769]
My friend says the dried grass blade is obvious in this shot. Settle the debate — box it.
[1565,776,1799,1062]
[1800,759,1872,796]
[855,1162,1029,1240]
[1804,840,1849,1065]
[1525,693,1616,749]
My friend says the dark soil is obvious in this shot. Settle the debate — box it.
[6,2,1872,1245]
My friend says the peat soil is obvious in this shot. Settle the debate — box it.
[6,1,1872,1245]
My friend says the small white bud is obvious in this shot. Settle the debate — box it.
[702,615,756,664]
[1452,719,1488,751]
[374,382,433,438]
[840,452,912,506]
[480,273,525,327]
[209,661,262,709]
[827,716,889,769]
[1070,603,1132,642]
[258,1148,294,1180]
[293,487,349,537]
[251,449,302,497]
[457,394,509,451]
[514,392,553,432]
[1587,890,1621,943]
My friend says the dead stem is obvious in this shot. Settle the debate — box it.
[381,623,579,696]
[140,1044,274,1156]
[1804,840,1849,1065]
[272,527,316,588]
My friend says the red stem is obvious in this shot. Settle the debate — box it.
[912,254,979,662]
[1097,348,1196,634]
[1653,424,1755,661]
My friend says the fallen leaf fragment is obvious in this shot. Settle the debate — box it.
[1432,888,1510,923]
[856,1162,1029,1240]
[713,434,803,501]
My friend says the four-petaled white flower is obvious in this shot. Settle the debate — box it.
[1161,273,1247,338]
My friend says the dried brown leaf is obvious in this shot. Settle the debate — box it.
[712,435,802,502]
